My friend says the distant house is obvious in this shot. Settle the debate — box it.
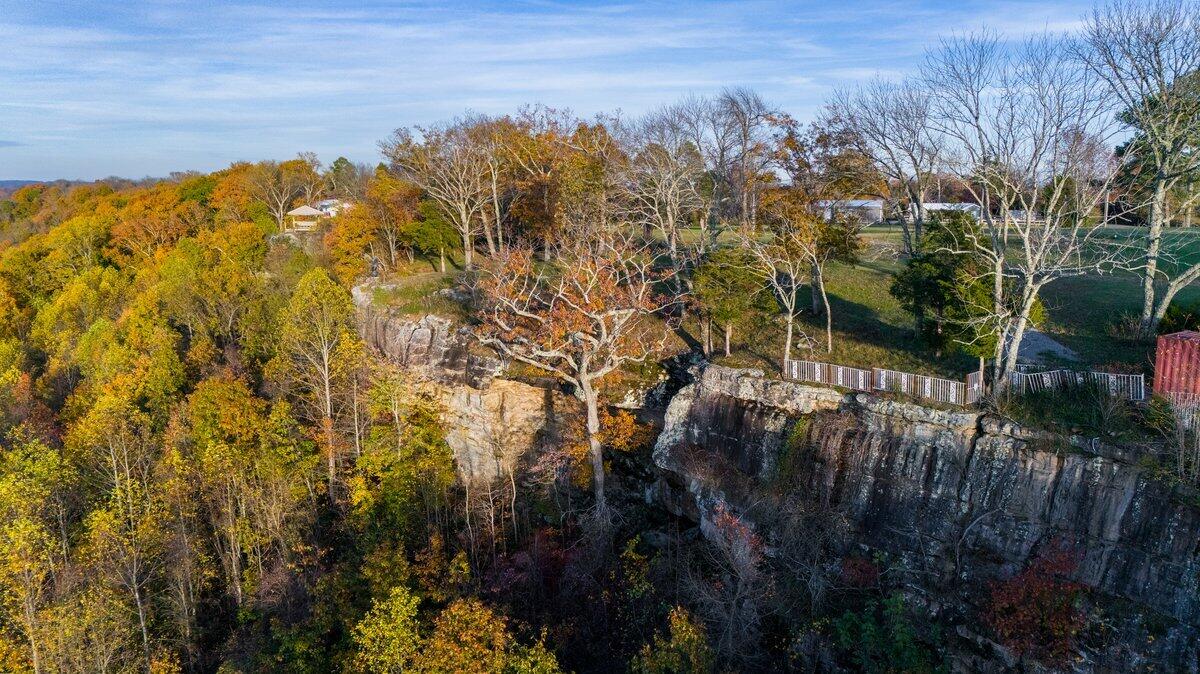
[285,205,324,232]
[924,202,982,220]
[817,199,885,224]
[316,198,352,218]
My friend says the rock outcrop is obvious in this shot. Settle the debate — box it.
[355,291,578,484]
[355,281,1200,670]
[654,364,1200,671]
[440,378,579,484]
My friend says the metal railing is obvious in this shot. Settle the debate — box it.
[1008,368,1146,401]
[874,368,967,406]
[784,359,969,406]
[784,359,1145,407]
[786,359,872,391]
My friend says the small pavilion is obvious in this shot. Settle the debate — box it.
[285,205,323,232]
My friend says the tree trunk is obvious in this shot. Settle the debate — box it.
[23,599,41,674]
[700,318,711,357]
[438,247,447,273]
[1140,178,1168,334]
[819,274,833,353]
[810,263,824,315]
[579,380,608,525]
[724,323,732,357]
[134,583,151,668]
[783,315,794,372]
[462,230,474,270]
[481,214,497,256]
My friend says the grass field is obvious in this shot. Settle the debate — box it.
[708,257,977,378]
[371,224,1200,379]
[706,223,1200,377]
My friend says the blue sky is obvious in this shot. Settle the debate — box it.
[0,0,1092,180]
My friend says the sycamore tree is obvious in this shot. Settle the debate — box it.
[382,121,490,270]
[924,31,1119,384]
[626,107,706,290]
[1079,0,1200,334]
[759,191,863,352]
[268,268,360,498]
[475,235,673,526]
[741,226,813,366]
[740,193,857,361]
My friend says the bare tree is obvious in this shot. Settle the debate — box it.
[474,234,673,527]
[678,95,738,253]
[924,32,1119,384]
[248,160,306,230]
[718,88,776,230]
[740,225,816,367]
[1079,0,1200,334]
[382,121,490,270]
[827,78,941,255]
[625,106,706,294]
[684,504,772,665]
[295,152,326,206]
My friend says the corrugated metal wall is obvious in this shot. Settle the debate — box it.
[1154,331,1200,395]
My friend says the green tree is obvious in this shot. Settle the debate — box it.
[268,268,359,497]
[692,247,768,357]
[833,593,942,674]
[0,437,73,674]
[412,200,460,273]
[630,607,714,674]
[351,585,422,674]
[889,211,1041,358]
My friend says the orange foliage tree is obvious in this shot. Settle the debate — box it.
[475,236,673,524]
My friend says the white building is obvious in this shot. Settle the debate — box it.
[316,199,353,217]
[817,199,885,224]
[924,202,982,220]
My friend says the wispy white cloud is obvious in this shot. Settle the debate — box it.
[0,0,1097,179]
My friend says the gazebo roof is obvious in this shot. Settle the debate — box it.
[287,205,323,217]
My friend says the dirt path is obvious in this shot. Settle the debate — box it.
[1018,329,1079,363]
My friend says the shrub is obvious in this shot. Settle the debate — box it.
[1159,301,1200,334]
[833,593,943,673]
[985,541,1085,664]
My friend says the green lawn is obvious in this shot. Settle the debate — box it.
[710,257,976,379]
[370,271,468,319]
[370,225,1200,380]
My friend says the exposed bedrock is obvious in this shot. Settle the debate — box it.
[354,293,576,485]
[654,364,1200,671]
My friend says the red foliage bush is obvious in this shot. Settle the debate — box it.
[985,541,1086,664]
[840,556,881,589]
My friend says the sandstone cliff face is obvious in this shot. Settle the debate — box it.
[356,296,504,388]
[355,293,578,485]
[440,378,578,484]
[654,364,1200,671]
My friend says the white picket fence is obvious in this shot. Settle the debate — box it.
[1008,367,1146,401]
[785,359,970,406]
[1163,392,1200,431]
[786,360,872,391]
[784,359,1145,407]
